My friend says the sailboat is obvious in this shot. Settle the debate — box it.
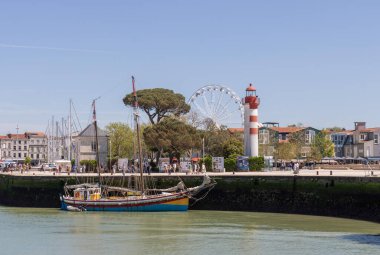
[60,77,216,212]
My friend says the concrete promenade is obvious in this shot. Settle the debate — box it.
[1,168,379,178]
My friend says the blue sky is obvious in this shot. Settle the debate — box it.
[1,0,379,134]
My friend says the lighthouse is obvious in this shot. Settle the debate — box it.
[244,84,260,157]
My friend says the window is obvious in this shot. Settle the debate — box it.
[31,154,34,159]
[24,141,27,144]
[279,133,287,141]
[259,129,269,144]
[360,134,366,140]
[24,153,27,157]
[13,146,16,150]
[375,134,379,145]
[18,146,21,150]
[13,141,16,145]
[91,142,97,152]
[18,141,21,144]
[13,153,16,158]
[305,130,316,144]
[37,154,40,159]
[24,146,27,150]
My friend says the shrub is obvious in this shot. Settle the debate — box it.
[248,156,265,171]
[79,160,97,172]
[224,157,236,172]
[199,155,212,172]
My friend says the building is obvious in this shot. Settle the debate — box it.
[259,123,319,158]
[72,123,109,168]
[329,130,352,157]
[26,132,48,164]
[341,122,380,158]
[0,132,47,164]
[228,122,320,158]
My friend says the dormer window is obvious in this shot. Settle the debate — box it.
[360,134,366,141]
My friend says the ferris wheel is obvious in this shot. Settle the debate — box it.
[188,85,244,128]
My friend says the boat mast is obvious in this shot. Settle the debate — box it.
[92,99,101,184]
[68,99,72,161]
[132,76,144,193]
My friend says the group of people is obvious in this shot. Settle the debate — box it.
[0,163,30,173]
[161,162,206,174]
[280,161,300,173]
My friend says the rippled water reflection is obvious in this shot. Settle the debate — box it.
[0,207,379,255]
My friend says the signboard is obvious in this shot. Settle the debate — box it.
[212,157,224,172]
[180,161,192,172]
[236,156,249,171]
[118,158,128,171]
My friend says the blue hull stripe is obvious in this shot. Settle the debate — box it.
[61,201,188,212]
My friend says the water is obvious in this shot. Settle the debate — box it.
[0,207,379,255]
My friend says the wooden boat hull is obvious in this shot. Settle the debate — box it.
[60,194,189,212]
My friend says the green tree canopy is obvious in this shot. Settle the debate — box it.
[311,131,335,161]
[222,137,243,158]
[105,122,134,159]
[275,142,296,161]
[143,117,200,162]
[123,88,190,124]
[24,156,31,165]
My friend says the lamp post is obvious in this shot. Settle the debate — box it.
[202,137,205,160]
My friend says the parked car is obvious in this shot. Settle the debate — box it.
[40,163,57,171]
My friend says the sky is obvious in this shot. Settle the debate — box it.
[1,0,379,134]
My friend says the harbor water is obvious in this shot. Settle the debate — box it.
[0,206,379,255]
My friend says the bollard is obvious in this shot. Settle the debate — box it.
[371,171,374,176]
[316,171,319,176]
[330,171,332,176]
[233,171,235,175]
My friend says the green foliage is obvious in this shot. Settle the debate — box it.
[248,156,265,171]
[24,156,31,165]
[143,117,200,162]
[311,131,335,161]
[324,127,346,132]
[199,126,243,158]
[224,154,239,172]
[275,142,296,160]
[79,160,97,172]
[106,122,134,159]
[222,137,243,158]
[71,159,75,166]
[288,131,306,159]
[199,155,212,172]
[123,88,190,124]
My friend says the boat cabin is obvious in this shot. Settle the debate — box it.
[74,187,101,201]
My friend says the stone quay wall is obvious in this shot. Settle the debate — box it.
[0,174,380,223]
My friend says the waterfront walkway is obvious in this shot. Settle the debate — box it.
[1,169,379,177]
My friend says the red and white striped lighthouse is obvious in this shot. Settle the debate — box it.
[244,84,260,157]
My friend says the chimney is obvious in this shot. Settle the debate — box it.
[354,122,366,131]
